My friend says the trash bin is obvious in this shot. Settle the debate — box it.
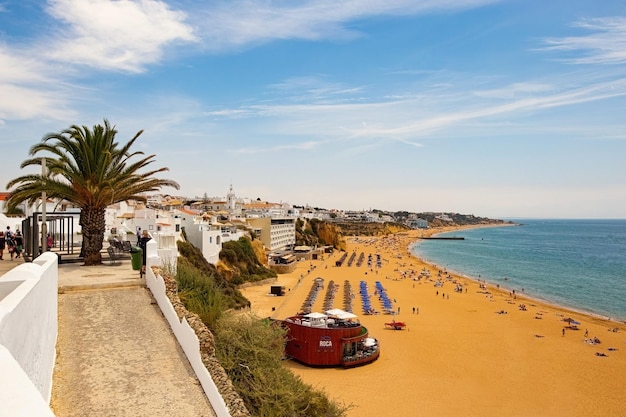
[130,246,143,271]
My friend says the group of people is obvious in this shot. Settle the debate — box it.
[0,226,23,260]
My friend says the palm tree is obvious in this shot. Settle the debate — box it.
[5,119,179,265]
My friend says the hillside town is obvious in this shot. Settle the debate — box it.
[0,185,443,268]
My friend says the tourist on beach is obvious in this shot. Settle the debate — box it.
[0,231,5,260]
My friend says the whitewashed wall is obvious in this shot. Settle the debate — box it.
[144,240,231,417]
[0,252,58,417]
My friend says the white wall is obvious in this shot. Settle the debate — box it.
[0,252,58,417]
[143,240,231,417]
[0,213,25,233]
[184,222,223,265]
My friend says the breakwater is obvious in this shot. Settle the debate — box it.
[420,236,465,240]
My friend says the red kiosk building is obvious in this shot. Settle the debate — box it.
[280,310,379,367]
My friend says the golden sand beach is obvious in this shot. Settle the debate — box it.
[240,226,626,417]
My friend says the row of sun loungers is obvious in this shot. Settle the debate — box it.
[360,281,379,315]
[335,253,348,267]
[375,281,395,314]
[347,252,357,266]
[323,280,340,312]
[301,277,324,314]
[343,280,354,313]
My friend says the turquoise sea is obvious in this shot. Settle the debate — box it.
[410,219,626,322]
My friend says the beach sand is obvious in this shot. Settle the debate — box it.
[240,227,626,417]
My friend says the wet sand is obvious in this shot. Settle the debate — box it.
[240,227,626,417]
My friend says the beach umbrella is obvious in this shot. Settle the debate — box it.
[562,317,581,328]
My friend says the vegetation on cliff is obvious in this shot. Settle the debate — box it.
[176,240,250,314]
[218,237,277,285]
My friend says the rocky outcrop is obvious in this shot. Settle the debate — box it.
[154,266,251,417]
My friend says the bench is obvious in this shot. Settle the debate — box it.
[107,239,133,264]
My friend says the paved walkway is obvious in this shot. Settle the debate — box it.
[1,257,217,417]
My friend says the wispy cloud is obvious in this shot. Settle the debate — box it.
[233,139,330,154]
[338,77,626,139]
[267,76,365,104]
[541,17,626,64]
[191,0,500,51]
[42,0,197,73]
[473,82,554,99]
[211,73,626,153]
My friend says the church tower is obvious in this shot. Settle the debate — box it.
[227,184,236,211]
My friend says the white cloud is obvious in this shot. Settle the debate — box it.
[43,0,197,72]
[0,46,50,84]
[0,83,74,120]
[0,46,75,120]
[541,17,626,65]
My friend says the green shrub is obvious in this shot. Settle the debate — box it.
[177,240,250,310]
[176,259,230,328]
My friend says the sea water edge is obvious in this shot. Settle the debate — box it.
[409,219,626,323]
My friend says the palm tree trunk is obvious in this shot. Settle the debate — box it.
[80,206,106,265]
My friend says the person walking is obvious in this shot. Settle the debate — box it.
[14,230,24,258]
[138,229,152,274]
[0,231,5,260]
[6,233,15,260]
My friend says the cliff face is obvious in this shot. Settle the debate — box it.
[295,219,346,250]
[218,237,277,285]
[331,221,411,237]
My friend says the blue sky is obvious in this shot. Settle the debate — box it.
[1,0,625,218]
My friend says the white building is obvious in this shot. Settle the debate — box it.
[247,217,296,252]
[408,218,429,229]
[179,209,246,265]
